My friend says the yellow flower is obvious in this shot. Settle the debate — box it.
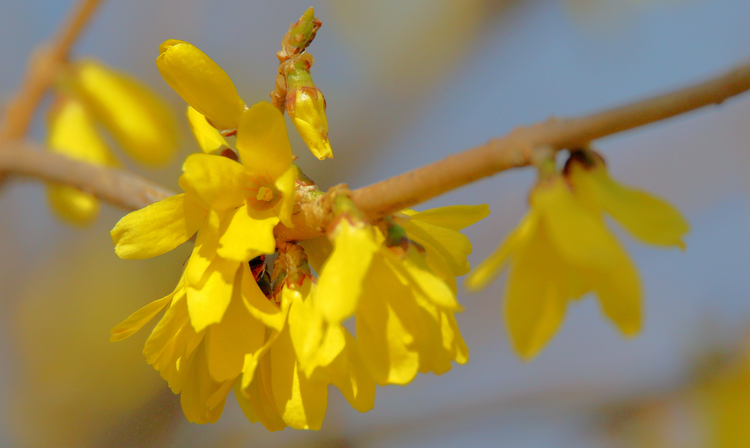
[45,95,119,226]
[313,200,485,385]
[564,151,689,249]
[70,59,179,166]
[111,101,295,329]
[157,40,247,132]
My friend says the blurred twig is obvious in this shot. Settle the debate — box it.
[1,59,750,240]
[0,0,104,141]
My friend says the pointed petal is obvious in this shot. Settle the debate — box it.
[403,220,473,276]
[465,211,536,291]
[273,166,297,228]
[187,106,228,153]
[217,205,278,261]
[236,102,293,179]
[385,251,460,311]
[111,275,184,341]
[179,153,249,210]
[584,166,689,248]
[504,226,568,360]
[112,193,207,259]
[587,248,643,336]
[316,220,380,323]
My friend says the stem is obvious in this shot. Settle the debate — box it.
[351,60,750,219]
[0,0,104,141]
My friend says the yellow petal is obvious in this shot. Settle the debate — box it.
[270,325,328,430]
[405,204,490,231]
[273,165,297,228]
[111,193,207,259]
[72,59,178,166]
[441,310,469,365]
[235,102,293,179]
[205,285,265,382]
[217,205,278,261]
[585,248,643,336]
[110,275,184,342]
[356,256,419,385]
[465,211,537,291]
[234,376,286,431]
[316,220,380,323]
[46,184,100,226]
[402,220,473,276]
[47,95,118,166]
[157,40,246,131]
[186,106,228,153]
[573,164,689,248]
[385,250,460,311]
[298,236,332,274]
[288,288,329,375]
[327,329,376,412]
[186,255,240,332]
[177,341,230,424]
[504,225,568,360]
[144,289,190,366]
[179,153,249,210]
[537,177,621,270]
[241,264,285,331]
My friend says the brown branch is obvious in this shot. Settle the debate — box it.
[0,141,172,210]
[351,60,750,219]
[1,60,749,241]
[0,0,104,141]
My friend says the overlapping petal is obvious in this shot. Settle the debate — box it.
[236,102,294,178]
[179,153,249,210]
[187,106,228,153]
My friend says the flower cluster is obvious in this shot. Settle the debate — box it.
[110,10,489,429]
[47,60,177,225]
[466,149,689,359]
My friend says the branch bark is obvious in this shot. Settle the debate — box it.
[0,0,104,141]
[1,59,749,240]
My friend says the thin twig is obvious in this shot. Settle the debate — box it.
[0,0,104,141]
[1,60,749,240]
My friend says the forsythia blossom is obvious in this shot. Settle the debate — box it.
[46,60,178,225]
[466,150,689,359]
[109,12,491,430]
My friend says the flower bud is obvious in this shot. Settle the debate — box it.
[282,7,318,55]
[156,40,246,131]
[285,54,332,160]
[70,60,178,166]
[46,96,119,225]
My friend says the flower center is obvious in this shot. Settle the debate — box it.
[246,174,281,211]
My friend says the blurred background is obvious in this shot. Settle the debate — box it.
[1,0,749,446]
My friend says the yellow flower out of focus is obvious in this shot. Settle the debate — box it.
[45,96,119,226]
[70,60,179,166]
[466,150,689,360]
[45,59,178,225]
